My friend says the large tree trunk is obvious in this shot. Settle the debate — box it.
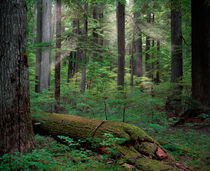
[117,1,125,89]
[0,0,35,156]
[192,0,210,109]
[35,0,52,93]
[32,113,188,170]
[41,0,52,91]
[55,0,61,112]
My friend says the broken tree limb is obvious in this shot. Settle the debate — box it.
[32,112,190,171]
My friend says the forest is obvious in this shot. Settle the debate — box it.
[0,0,209,170]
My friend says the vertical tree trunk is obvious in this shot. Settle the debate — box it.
[93,4,98,59]
[35,0,42,93]
[155,40,160,84]
[134,12,143,77]
[192,0,210,108]
[81,3,88,94]
[117,1,125,89]
[31,4,36,45]
[145,13,151,78]
[40,0,52,91]
[171,0,182,83]
[0,0,35,156]
[151,14,155,81]
[55,0,61,112]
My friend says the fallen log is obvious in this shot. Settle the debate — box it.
[32,113,190,170]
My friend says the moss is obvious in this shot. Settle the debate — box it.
[134,158,178,171]
[135,142,157,158]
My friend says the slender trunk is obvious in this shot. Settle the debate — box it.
[145,13,151,78]
[55,0,61,112]
[130,27,135,87]
[31,5,36,45]
[151,14,155,81]
[117,1,125,89]
[192,0,210,108]
[81,3,88,94]
[155,40,160,84]
[93,4,98,59]
[134,12,143,77]
[171,0,182,83]
[0,0,35,156]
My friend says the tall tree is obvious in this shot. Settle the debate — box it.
[192,0,210,108]
[155,40,160,84]
[92,3,98,59]
[145,13,151,78]
[81,2,88,94]
[171,0,182,83]
[35,0,52,93]
[134,10,143,77]
[55,0,61,112]
[117,1,125,89]
[0,0,35,156]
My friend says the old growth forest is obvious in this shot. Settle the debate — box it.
[0,0,209,170]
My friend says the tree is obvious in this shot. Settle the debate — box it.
[81,2,88,94]
[117,1,125,89]
[191,0,210,109]
[171,0,182,83]
[134,8,143,77]
[55,0,62,112]
[0,0,35,156]
[35,0,52,93]
[145,12,151,78]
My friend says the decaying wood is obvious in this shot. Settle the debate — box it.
[32,113,190,170]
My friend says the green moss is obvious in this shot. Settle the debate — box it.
[135,158,178,171]
[135,142,157,158]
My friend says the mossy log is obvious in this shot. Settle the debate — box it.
[32,113,190,171]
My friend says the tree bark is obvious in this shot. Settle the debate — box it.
[0,0,35,156]
[134,12,143,77]
[93,4,98,60]
[32,113,187,171]
[171,0,182,83]
[192,0,210,109]
[155,40,160,84]
[145,13,151,78]
[55,0,61,112]
[81,3,88,94]
[117,1,125,89]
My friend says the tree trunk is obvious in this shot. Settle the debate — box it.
[192,0,210,109]
[155,40,160,84]
[134,12,143,77]
[151,14,155,81]
[35,0,42,93]
[41,0,52,90]
[0,0,35,156]
[81,3,88,94]
[117,1,125,89]
[31,4,36,45]
[93,4,98,60]
[55,0,61,112]
[35,0,52,93]
[32,113,188,171]
[171,0,182,83]
[145,13,151,78]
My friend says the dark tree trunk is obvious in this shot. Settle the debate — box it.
[155,40,160,84]
[192,0,210,108]
[117,1,125,89]
[151,14,155,81]
[171,0,183,83]
[130,29,135,87]
[93,4,98,59]
[0,0,35,156]
[81,3,88,94]
[55,0,61,112]
[134,12,143,77]
[67,52,75,82]
[145,13,151,78]
[31,4,36,45]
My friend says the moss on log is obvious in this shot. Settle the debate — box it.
[32,113,189,170]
